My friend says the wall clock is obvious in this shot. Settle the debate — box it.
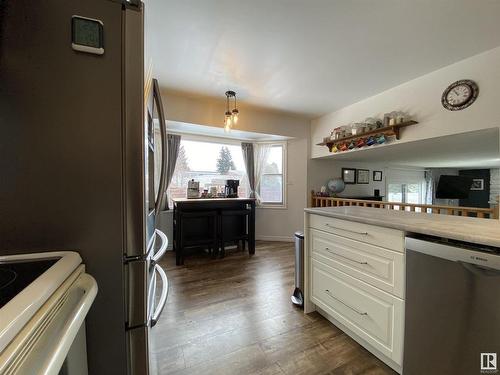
[441,79,478,111]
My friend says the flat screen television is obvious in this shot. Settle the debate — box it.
[435,175,473,199]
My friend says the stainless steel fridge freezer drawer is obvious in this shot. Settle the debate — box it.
[127,326,149,375]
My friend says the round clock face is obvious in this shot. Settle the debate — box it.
[442,80,478,111]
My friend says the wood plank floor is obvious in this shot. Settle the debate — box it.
[150,241,396,375]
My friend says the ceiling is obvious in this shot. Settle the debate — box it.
[319,128,500,169]
[146,0,500,117]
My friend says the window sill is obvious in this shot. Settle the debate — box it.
[257,203,287,210]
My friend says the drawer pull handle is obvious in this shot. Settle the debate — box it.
[324,224,368,236]
[324,248,368,265]
[325,289,368,316]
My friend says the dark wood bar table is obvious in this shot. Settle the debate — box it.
[172,197,256,265]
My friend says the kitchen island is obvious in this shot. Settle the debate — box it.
[303,206,500,373]
[305,206,500,247]
[172,198,256,265]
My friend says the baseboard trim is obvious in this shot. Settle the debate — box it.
[165,237,291,250]
[256,235,294,242]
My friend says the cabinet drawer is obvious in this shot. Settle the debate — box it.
[311,259,404,364]
[309,214,404,252]
[310,229,404,298]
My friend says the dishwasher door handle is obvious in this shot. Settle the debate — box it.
[459,261,500,277]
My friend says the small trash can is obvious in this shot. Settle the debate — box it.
[291,231,304,307]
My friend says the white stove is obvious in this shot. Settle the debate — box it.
[0,252,97,374]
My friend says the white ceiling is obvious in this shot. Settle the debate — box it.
[146,0,500,117]
[319,128,500,169]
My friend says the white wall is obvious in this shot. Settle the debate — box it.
[161,90,310,241]
[308,160,387,198]
[310,46,500,159]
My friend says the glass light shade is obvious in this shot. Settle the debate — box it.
[232,112,238,124]
[224,122,231,132]
[225,116,232,127]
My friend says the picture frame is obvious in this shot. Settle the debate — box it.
[342,168,357,184]
[357,169,370,184]
[470,178,484,191]
[373,170,383,182]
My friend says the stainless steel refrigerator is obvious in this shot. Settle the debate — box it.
[0,1,169,374]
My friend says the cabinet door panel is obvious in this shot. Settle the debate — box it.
[311,259,404,364]
[310,229,404,298]
[309,215,404,252]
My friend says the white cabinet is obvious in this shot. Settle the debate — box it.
[305,213,405,372]
[309,214,404,252]
[311,259,404,364]
[310,229,404,298]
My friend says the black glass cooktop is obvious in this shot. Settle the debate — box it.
[0,258,58,309]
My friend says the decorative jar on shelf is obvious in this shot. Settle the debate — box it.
[364,117,379,131]
[388,111,399,126]
[351,123,366,135]
[340,125,350,138]
[396,111,409,124]
[383,113,391,126]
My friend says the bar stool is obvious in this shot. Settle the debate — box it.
[219,209,251,258]
[177,210,218,265]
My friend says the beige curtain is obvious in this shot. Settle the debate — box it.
[241,142,255,198]
[254,143,271,204]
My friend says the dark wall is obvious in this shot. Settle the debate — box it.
[459,169,490,208]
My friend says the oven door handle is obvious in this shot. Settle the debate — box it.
[150,264,168,327]
[152,229,168,264]
[152,78,168,215]
[5,273,98,375]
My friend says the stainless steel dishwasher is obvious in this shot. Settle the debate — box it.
[404,235,500,375]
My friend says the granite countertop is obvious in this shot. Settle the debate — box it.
[305,206,500,248]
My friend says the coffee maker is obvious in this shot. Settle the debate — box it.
[224,180,239,198]
[187,179,200,199]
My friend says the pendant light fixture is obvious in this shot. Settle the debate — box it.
[224,90,239,132]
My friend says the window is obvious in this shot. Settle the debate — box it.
[386,169,425,205]
[259,144,286,206]
[167,138,249,208]
[387,183,423,204]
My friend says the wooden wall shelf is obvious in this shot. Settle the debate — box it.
[317,120,418,152]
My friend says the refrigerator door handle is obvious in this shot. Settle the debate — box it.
[152,229,168,264]
[153,78,168,215]
[150,264,168,327]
